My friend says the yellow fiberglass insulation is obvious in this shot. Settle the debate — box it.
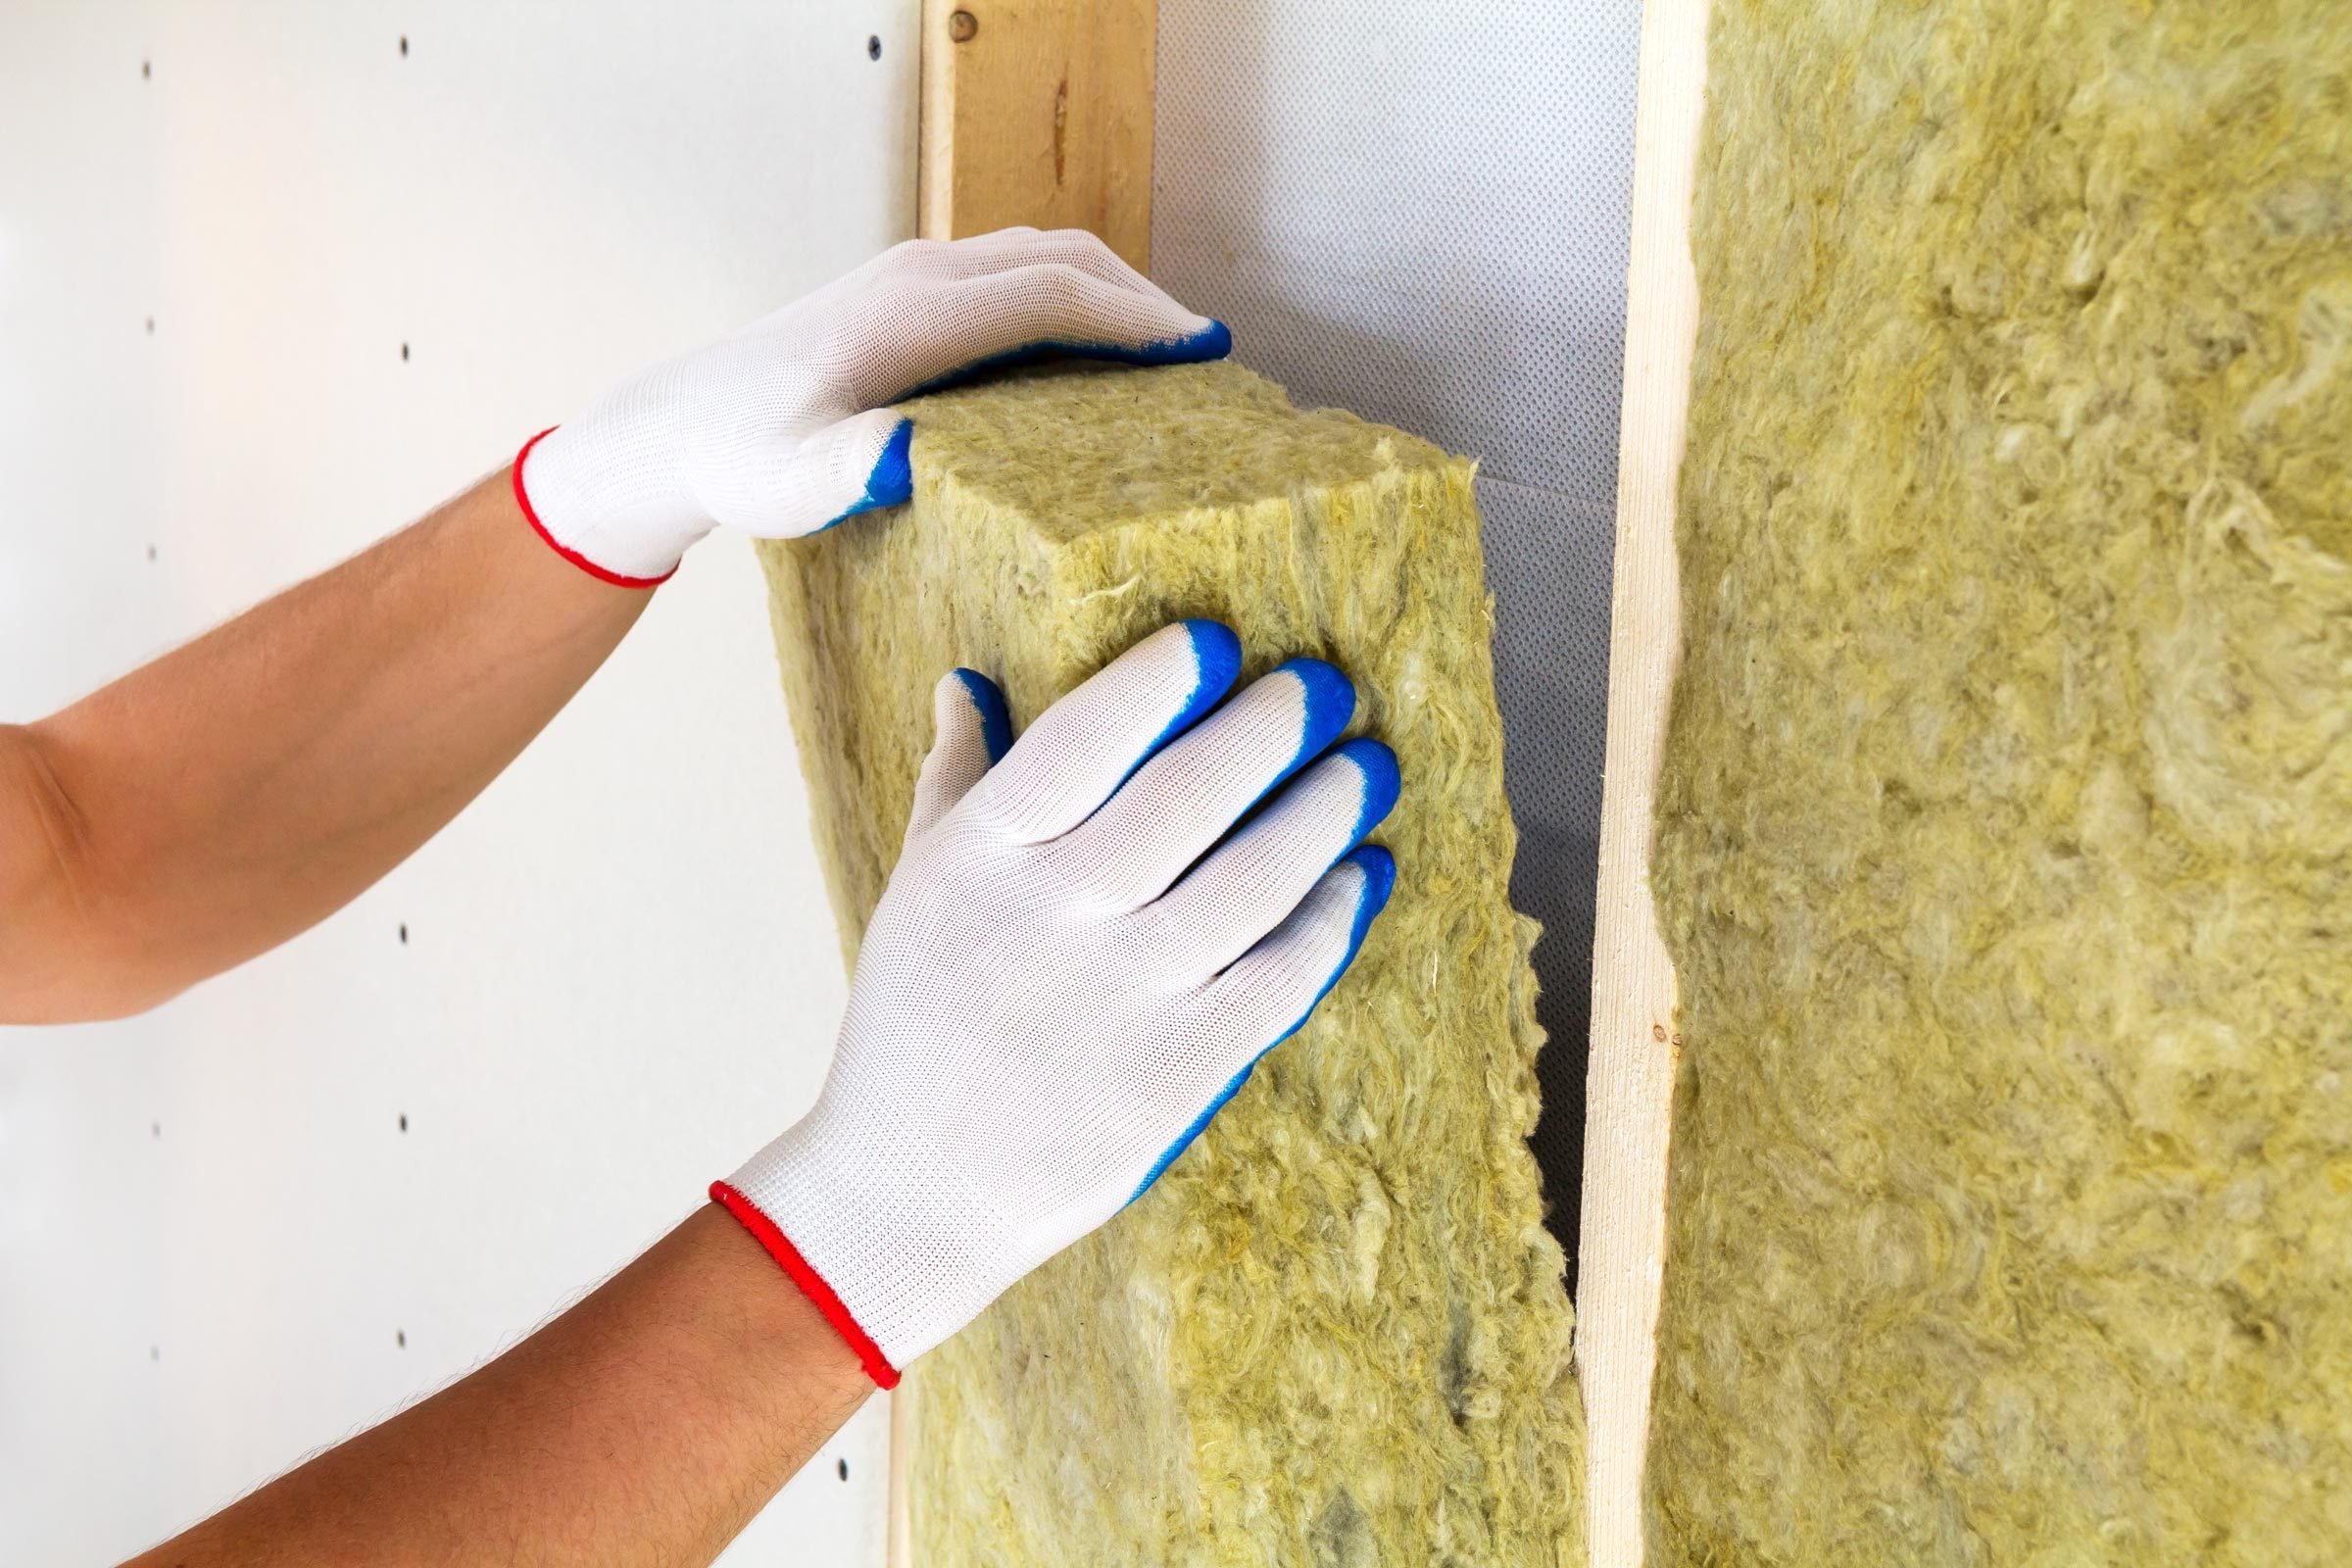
[756,360,1584,1566]
[1647,1,2352,1562]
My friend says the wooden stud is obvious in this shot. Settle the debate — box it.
[1576,1,1711,1564]
[886,1377,913,1567]
[917,0,1157,270]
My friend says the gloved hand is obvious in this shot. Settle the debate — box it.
[514,228,1231,585]
[712,622,1401,1387]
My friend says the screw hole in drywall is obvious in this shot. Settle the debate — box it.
[838,1458,849,1481]
[397,1329,407,1347]
[398,922,408,944]
[141,59,151,79]
[867,34,882,60]
[399,35,409,57]
[398,1112,409,1133]
[400,342,411,362]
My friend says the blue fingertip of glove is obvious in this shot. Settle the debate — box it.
[819,416,916,531]
[1340,844,1398,929]
[1274,658,1357,779]
[1333,738,1402,844]
[1155,618,1244,746]
[951,668,1015,764]
[1168,317,1234,365]
[1098,620,1241,800]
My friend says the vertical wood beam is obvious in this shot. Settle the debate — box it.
[1576,0,1711,1564]
[887,1382,913,1567]
[917,0,1157,270]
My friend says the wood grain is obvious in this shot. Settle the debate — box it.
[1575,0,1710,1563]
[917,0,1156,270]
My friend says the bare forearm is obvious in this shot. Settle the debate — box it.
[0,466,648,1021]
[129,1206,870,1568]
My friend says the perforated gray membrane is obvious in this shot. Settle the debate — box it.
[1152,0,1640,1281]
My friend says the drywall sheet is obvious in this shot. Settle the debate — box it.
[1647,1,2352,1562]
[760,361,1585,1565]
[1152,0,1640,1254]
[0,3,912,1562]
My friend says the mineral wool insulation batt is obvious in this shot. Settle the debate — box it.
[758,361,1585,1564]
[1648,1,2352,1563]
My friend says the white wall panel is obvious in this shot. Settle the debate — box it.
[0,3,916,1562]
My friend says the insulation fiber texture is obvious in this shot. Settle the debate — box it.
[757,360,1584,1565]
[1648,2,2352,1563]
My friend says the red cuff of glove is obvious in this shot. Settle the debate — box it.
[709,1180,901,1390]
[512,426,679,591]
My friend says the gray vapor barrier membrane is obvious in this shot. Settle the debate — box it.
[1151,0,1639,1277]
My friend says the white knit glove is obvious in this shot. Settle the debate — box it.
[712,622,1401,1386]
[513,228,1230,585]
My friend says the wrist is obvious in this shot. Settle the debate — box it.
[716,1108,1015,1386]
[683,1204,872,1410]
[710,1179,904,1390]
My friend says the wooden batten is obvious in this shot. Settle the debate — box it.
[917,0,1156,270]
[1576,0,1710,1564]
